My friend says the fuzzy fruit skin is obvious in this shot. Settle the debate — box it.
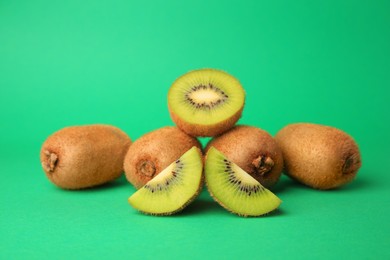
[275,123,362,190]
[205,125,283,188]
[40,124,131,189]
[169,106,243,137]
[124,127,202,189]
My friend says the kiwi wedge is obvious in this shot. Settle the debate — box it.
[205,125,283,188]
[275,123,362,190]
[168,68,245,137]
[124,127,201,189]
[128,147,203,215]
[205,147,281,217]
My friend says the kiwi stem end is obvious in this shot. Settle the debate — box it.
[342,154,360,175]
[138,161,156,178]
[44,150,58,172]
[252,155,274,176]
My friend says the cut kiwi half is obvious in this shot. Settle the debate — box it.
[168,68,245,137]
[128,146,203,215]
[205,147,281,217]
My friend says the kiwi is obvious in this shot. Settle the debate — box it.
[124,127,202,189]
[275,123,362,190]
[205,125,283,188]
[205,147,281,217]
[40,124,131,189]
[128,146,203,215]
[168,68,245,137]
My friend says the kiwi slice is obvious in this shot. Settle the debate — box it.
[275,123,362,190]
[168,68,245,137]
[128,147,203,215]
[205,147,281,217]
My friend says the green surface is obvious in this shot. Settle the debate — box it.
[1,0,389,259]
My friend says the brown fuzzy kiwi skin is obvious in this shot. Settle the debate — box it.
[40,124,131,190]
[168,105,244,137]
[136,147,205,216]
[124,127,202,189]
[205,125,284,189]
[275,123,362,190]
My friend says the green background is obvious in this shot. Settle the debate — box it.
[1,0,389,259]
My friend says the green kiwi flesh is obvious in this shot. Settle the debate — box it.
[168,68,245,137]
[205,147,281,217]
[128,147,203,215]
[275,123,362,190]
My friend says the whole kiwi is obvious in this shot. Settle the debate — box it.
[275,123,362,190]
[124,127,202,189]
[40,124,131,189]
[205,125,283,188]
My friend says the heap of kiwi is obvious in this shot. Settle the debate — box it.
[40,68,362,218]
[161,69,282,216]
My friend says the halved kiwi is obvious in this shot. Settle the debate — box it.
[168,69,245,137]
[128,147,203,215]
[205,147,281,217]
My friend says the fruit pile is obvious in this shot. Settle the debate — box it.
[40,69,362,217]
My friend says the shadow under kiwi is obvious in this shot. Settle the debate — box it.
[271,175,297,194]
[182,199,286,218]
[168,188,225,216]
[88,174,130,191]
[177,188,286,218]
[179,198,224,216]
[326,173,375,192]
[52,174,131,192]
[273,171,374,193]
